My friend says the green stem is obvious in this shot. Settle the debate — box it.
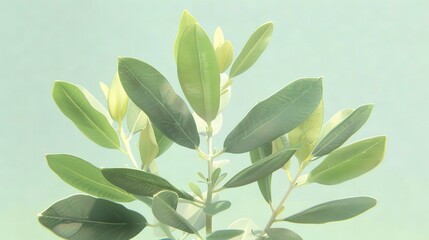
[118,122,139,168]
[264,167,303,231]
[205,124,214,235]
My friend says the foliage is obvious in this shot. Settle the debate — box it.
[39,10,387,240]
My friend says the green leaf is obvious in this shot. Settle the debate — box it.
[230,22,273,78]
[52,81,120,149]
[207,229,244,240]
[38,195,146,240]
[102,168,193,200]
[188,182,204,200]
[284,197,377,224]
[224,78,323,153]
[308,136,386,185]
[249,142,273,204]
[99,82,109,99]
[174,10,198,61]
[216,40,234,73]
[204,201,231,216]
[312,104,373,157]
[177,23,220,122]
[108,72,128,122]
[118,57,199,149]
[318,108,353,141]
[139,121,159,170]
[213,27,225,49]
[152,191,198,234]
[289,101,324,162]
[265,228,302,240]
[126,101,149,135]
[224,148,295,188]
[153,125,173,157]
[271,135,292,171]
[46,154,134,202]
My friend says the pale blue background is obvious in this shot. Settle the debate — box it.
[1,0,428,239]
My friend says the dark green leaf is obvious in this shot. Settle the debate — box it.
[284,197,377,224]
[118,57,199,149]
[312,104,373,157]
[102,168,193,200]
[204,201,231,216]
[46,154,134,202]
[207,229,244,240]
[265,228,302,240]
[309,136,386,185]
[224,78,323,153]
[230,22,273,78]
[38,195,146,240]
[224,148,295,188]
[249,142,273,204]
[52,81,120,149]
[177,23,220,122]
[152,191,198,234]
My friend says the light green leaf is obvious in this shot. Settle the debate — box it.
[102,168,193,200]
[216,40,234,73]
[224,78,323,153]
[312,104,373,157]
[152,191,198,234]
[265,228,302,240]
[213,26,224,49]
[177,23,220,122]
[174,10,198,61]
[126,101,149,135]
[284,197,377,224]
[318,108,353,141]
[271,135,291,171]
[118,57,199,149]
[153,125,173,157]
[249,142,273,204]
[224,148,295,188]
[204,201,231,216]
[39,195,146,240]
[46,154,134,202]
[139,121,159,170]
[309,136,386,185]
[289,101,324,162]
[188,182,204,200]
[99,82,109,99]
[108,72,128,122]
[52,81,120,149]
[207,229,244,240]
[230,22,273,78]
[228,218,260,240]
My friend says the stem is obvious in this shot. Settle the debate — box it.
[118,122,139,168]
[205,124,214,235]
[264,168,303,230]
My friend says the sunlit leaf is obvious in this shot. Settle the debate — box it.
[213,27,225,49]
[102,168,193,200]
[189,182,204,200]
[284,197,377,223]
[224,78,323,153]
[46,154,134,202]
[99,82,109,99]
[52,81,120,149]
[139,121,159,170]
[312,104,373,157]
[224,148,295,188]
[228,218,260,240]
[177,23,220,122]
[174,10,198,61]
[126,101,149,135]
[39,195,146,240]
[193,112,223,136]
[230,22,273,77]
[216,41,234,73]
[219,73,232,113]
[207,229,244,240]
[204,201,231,216]
[309,136,386,185]
[108,72,128,122]
[249,142,273,204]
[118,57,199,149]
[289,101,324,162]
[152,191,198,234]
[318,108,353,141]
[265,228,302,240]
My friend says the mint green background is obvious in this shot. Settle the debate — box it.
[1,0,427,239]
